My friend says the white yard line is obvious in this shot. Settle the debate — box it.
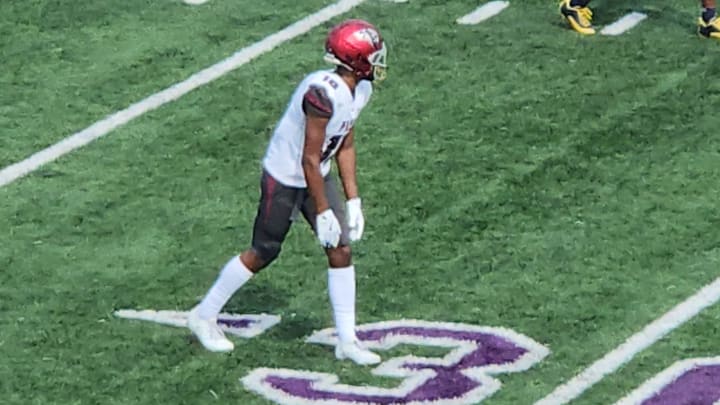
[534,276,720,405]
[457,1,510,25]
[0,0,367,188]
[600,12,648,36]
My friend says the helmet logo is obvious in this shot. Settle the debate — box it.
[353,28,381,48]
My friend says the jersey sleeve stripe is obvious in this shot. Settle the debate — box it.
[302,85,333,118]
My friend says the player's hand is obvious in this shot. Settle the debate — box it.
[316,209,341,248]
[346,197,364,242]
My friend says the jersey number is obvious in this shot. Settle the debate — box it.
[321,135,342,162]
[323,75,339,89]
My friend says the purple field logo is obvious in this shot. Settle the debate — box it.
[114,309,280,338]
[614,357,720,405]
[243,319,549,405]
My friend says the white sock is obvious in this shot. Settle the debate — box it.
[328,265,357,343]
[196,256,254,320]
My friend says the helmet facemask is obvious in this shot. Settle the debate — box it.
[368,44,387,82]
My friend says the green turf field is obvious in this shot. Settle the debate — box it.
[2,0,720,404]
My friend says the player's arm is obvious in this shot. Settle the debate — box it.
[335,128,364,241]
[302,86,333,213]
[335,128,358,200]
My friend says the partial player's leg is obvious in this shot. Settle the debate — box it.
[301,176,381,365]
[188,171,299,352]
[559,0,595,35]
[699,0,720,39]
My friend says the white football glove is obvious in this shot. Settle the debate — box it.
[316,209,342,248]
[346,197,365,242]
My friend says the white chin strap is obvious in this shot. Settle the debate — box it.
[324,53,354,72]
[324,47,387,81]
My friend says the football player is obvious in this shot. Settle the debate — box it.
[185,19,387,366]
[559,0,720,38]
[559,0,595,35]
[698,0,720,37]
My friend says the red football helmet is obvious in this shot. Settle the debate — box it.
[324,19,387,81]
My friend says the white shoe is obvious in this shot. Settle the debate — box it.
[335,340,381,365]
[187,308,234,352]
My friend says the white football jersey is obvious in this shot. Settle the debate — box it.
[262,70,373,188]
